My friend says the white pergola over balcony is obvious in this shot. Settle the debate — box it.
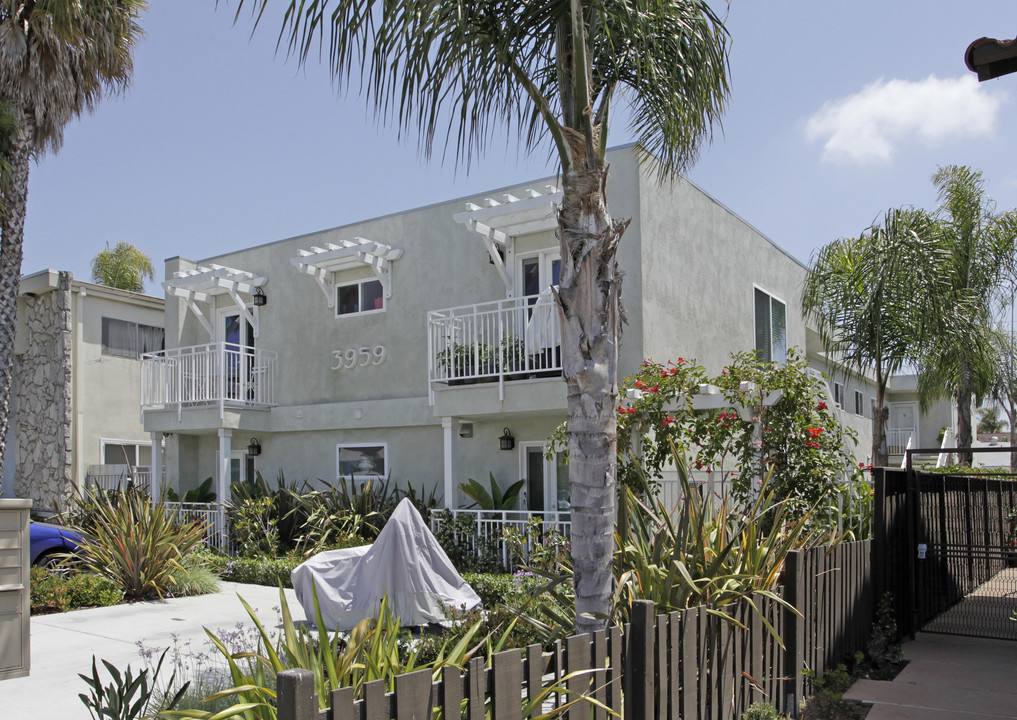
[453,185,562,296]
[291,237,403,308]
[164,264,268,339]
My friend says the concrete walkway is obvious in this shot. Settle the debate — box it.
[845,632,1017,719]
[3,582,305,720]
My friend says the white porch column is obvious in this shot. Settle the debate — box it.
[217,428,232,503]
[150,432,163,498]
[442,417,458,509]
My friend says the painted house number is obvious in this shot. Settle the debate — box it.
[332,345,387,370]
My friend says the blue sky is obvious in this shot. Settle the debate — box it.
[23,1,1017,291]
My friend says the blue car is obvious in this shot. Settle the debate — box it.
[29,521,85,568]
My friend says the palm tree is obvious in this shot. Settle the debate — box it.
[238,0,730,632]
[802,207,948,467]
[0,1,145,479]
[976,405,1006,435]
[91,241,154,292]
[917,166,1017,466]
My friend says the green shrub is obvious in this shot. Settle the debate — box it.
[218,555,300,587]
[65,573,124,608]
[31,566,70,613]
[71,486,210,600]
[462,572,541,608]
[31,567,123,613]
[801,662,867,720]
[432,510,504,573]
[742,702,790,720]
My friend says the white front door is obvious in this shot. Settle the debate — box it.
[890,402,917,431]
[218,308,255,401]
[519,442,570,517]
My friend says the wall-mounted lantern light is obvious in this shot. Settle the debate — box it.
[247,438,262,456]
[499,427,515,451]
[253,287,268,307]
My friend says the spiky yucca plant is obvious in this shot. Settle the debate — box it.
[73,487,208,600]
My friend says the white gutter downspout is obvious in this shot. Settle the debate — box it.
[73,285,85,491]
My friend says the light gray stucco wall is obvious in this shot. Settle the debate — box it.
[636,173,808,375]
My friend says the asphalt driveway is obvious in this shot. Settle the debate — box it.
[3,581,305,719]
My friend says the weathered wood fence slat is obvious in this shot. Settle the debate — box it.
[277,540,872,720]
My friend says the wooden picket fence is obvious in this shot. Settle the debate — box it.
[278,540,872,720]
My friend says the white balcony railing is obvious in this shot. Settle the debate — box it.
[141,343,277,416]
[427,293,562,400]
[431,508,570,570]
[887,427,916,455]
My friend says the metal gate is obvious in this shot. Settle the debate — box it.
[873,451,1017,641]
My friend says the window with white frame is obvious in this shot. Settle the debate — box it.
[753,288,787,364]
[854,390,864,416]
[833,381,844,408]
[101,440,153,467]
[101,317,164,359]
[337,443,387,478]
[336,279,385,317]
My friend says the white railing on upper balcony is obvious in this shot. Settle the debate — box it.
[141,343,277,414]
[427,293,562,399]
[886,427,916,455]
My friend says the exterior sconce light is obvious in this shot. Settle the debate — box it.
[247,438,262,456]
[459,422,474,439]
[499,427,515,451]
[253,287,267,306]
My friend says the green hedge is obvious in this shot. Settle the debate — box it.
[31,567,123,613]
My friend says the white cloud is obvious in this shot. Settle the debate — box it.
[805,75,1004,165]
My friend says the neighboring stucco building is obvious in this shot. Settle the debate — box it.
[140,146,882,511]
[1,270,165,511]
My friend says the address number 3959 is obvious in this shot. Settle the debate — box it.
[332,345,387,370]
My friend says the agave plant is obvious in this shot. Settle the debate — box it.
[71,486,209,600]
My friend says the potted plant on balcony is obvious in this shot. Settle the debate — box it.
[500,334,527,378]
[437,342,498,384]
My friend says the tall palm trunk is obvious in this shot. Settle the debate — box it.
[955,361,973,466]
[0,123,31,479]
[872,363,888,467]
[556,140,629,634]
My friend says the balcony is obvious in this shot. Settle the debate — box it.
[141,342,277,416]
[427,294,561,400]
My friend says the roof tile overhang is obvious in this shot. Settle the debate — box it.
[290,237,403,308]
[966,36,1017,81]
[163,264,267,339]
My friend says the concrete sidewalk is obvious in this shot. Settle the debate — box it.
[844,633,1017,719]
[3,582,305,720]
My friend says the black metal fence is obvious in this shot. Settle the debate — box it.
[873,461,1017,641]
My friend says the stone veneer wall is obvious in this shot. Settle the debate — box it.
[13,272,73,511]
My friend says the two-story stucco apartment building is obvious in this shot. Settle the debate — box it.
[2,270,165,511]
[140,147,884,511]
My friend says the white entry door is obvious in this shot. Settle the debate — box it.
[890,402,917,431]
[518,442,570,517]
[218,308,256,401]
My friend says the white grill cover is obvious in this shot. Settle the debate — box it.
[291,498,482,630]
